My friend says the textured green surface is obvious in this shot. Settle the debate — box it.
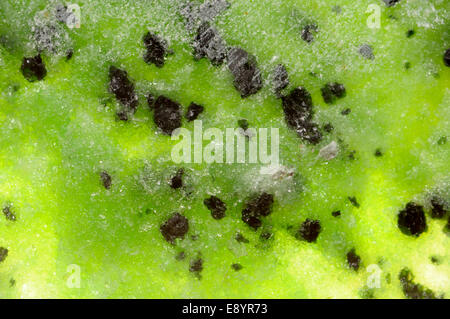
[0,0,449,298]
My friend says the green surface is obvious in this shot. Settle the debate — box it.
[0,0,449,298]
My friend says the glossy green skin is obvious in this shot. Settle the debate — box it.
[0,0,449,298]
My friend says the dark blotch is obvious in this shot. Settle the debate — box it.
[100,171,112,190]
[272,64,289,97]
[109,66,138,120]
[66,50,73,60]
[374,148,383,157]
[398,202,427,237]
[322,82,348,103]
[399,268,437,299]
[143,32,168,67]
[297,219,321,243]
[437,136,447,145]
[2,206,16,221]
[185,102,204,122]
[430,197,447,219]
[21,55,47,82]
[348,196,360,208]
[406,30,415,38]
[193,22,227,66]
[204,195,226,220]
[404,62,411,69]
[153,96,182,135]
[281,87,322,144]
[323,123,334,133]
[227,47,263,98]
[0,247,8,263]
[383,0,401,7]
[231,263,243,271]
[238,119,249,131]
[235,232,249,244]
[347,248,361,271]
[260,231,272,240]
[169,169,184,189]
[189,258,203,273]
[332,210,341,217]
[341,108,351,116]
[301,24,318,43]
[444,49,450,67]
[160,213,189,244]
[241,192,274,230]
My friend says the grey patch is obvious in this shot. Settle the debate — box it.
[359,44,374,60]
[301,24,318,43]
[55,4,70,23]
[272,64,289,97]
[318,141,339,160]
[332,6,342,14]
[227,47,263,98]
[193,22,227,65]
[181,0,230,32]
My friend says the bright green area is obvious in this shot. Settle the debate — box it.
[0,0,449,298]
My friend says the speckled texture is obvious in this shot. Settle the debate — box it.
[0,0,449,298]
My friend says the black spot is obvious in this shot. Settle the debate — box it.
[347,248,361,271]
[444,49,450,67]
[241,192,274,230]
[297,219,321,243]
[437,136,447,145]
[323,123,334,133]
[185,102,204,122]
[235,232,249,243]
[2,206,16,221]
[398,202,427,237]
[332,210,341,217]
[260,231,272,240]
[430,197,447,219]
[143,32,168,67]
[204,196,226,220]
[21,55,47,82]
[227,47,263,98]
[374,148,383,157]
[383,0,401,7]
[100,171,112,190]
[169,169,184,189]
[66,50,73,60]
[189,258,203,273]
[108,66,138,120]
[348,150,356,160]
[176,251,186,261]
[348,196,360,208]
[341,108,351,116]
[153,96,182,135]
[0,247,8,263]
[160,213,189,244]
[359,44,374,60]
[404,62,411,69]
[301,24,318,43]
[430,256,440,264]
[399,268,437,299]
[406,30,415,38]
[322,82,346,104]
[272,64,289,97]
[281,87,322,144]
[193,22,227,66]
[237,119,249,131]
[231,263,243,271]
[9,278,15,287]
